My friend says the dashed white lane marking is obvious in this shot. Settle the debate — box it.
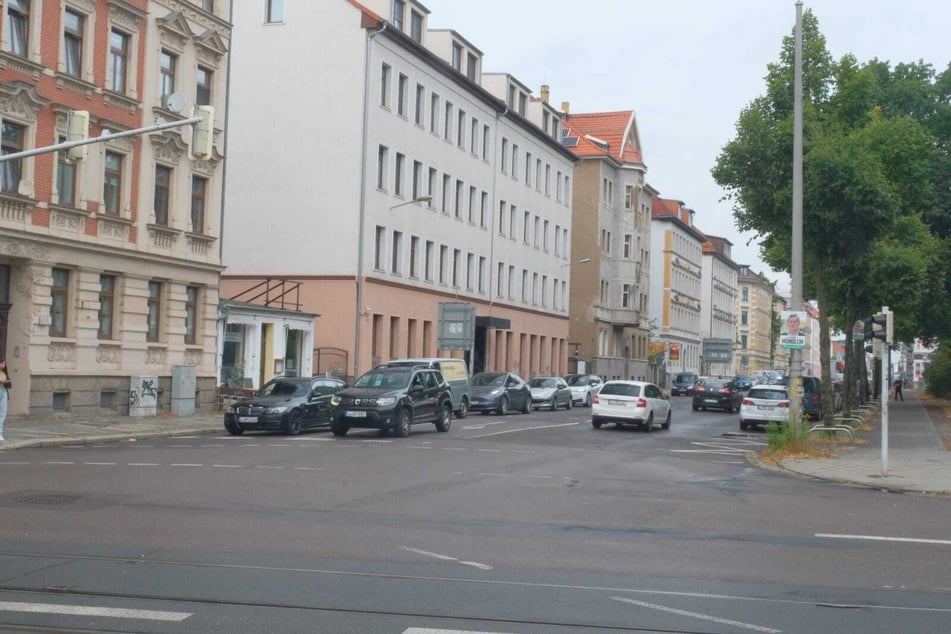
[211,464,242,468]
[476,448,502,453]
[442,447,468,451]
[44,461,74,465]
[0,601,191,622]
[84,462,116,466]
[816,533,951,546]
[404,629,513,634]
[256,465,284,469]
[170,463,202,467]
[465,422,579,438]
[0,462,30,465]
[294,467,322,471]
[128,463,159,467]
[409,446,433,449]
[527,475,554,479]
[461,420,511,430]
[402,546,494,571]
[478,473,510,477]
[610,596,781,633]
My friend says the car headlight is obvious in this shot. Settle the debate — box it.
[490,388,503,395]
[225,404,236,414]
[376,396,397,407]
[268,406,289,414]
[330,395,340,407]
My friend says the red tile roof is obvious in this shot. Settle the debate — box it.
[562,110,643,165]
[651,197,683,218]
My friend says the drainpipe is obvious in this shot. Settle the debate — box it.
[353,21,388,380]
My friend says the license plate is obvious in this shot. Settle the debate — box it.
[757,405,773,410]
[238,416,258,423]
[608,399,626,406]
[345,411,367,418]
[704,399,717,404]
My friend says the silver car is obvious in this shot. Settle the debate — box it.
[564,373,604,407]
[528,376,573,411]
[591,380,671,432]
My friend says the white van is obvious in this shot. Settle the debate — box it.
[383,358,471,419]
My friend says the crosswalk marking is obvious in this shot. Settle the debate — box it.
[0,601,191,622]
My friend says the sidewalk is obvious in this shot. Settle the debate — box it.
[1,393,949,496]
[769,389,951,496]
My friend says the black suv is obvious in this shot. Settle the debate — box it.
[330,365,453,437]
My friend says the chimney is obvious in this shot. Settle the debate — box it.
[540,84,550,104]
[561,101,570,115]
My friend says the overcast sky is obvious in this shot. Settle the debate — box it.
[422,0,949,294]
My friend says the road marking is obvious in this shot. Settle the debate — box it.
[84,462,116,466]
[402,547,494,571]
[476,448,502,453]
[466,422,579,438]
[441,447,468,451]
[404,629,513,633]
[0,601,191,622]
[527,475,554,479]
[0,462,30,465]
[461,420,510,430]
[816,533,951,546]
[211,464,242,468]
[478,473,510,477]
[256,465,284,469]
[128,463,159,467]
[170,463,203,467]
[294,467,322,471]
[610,596,781,633]
[408,446,433,449]
[44,461,74,465]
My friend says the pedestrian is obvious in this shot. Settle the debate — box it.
[0,359,10,441]
[893,376,904,402]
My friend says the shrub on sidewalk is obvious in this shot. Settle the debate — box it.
[924,340,951,398]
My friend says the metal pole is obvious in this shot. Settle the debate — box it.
[789,0,805,425]
[881,305,890,476]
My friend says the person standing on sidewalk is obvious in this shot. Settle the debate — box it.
[0,359,10,441]
[893,376,904,402]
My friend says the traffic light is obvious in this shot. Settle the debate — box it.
[66,110,89,162]
[189,105,214,160]
[870,310,893,343]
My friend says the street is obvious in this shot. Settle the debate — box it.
[0,399,949,633]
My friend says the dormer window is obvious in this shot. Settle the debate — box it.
[466,52,477,81]
[451,42,462,72]
[392,0,405,31]
[409,10,423,43]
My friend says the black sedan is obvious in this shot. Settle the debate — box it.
[224,376,346,435]
[469,371,532,415]
[691,377,743,413]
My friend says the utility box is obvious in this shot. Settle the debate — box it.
[171,365,197,415]
[129,375,158,417]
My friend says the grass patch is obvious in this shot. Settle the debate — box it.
[763,420,836,460]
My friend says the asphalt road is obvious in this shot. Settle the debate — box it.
[0,397,949,633]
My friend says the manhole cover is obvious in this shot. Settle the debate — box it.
[19,494,80,506]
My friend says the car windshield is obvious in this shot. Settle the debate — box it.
[598,383,640,397]
[472,373,506,387]
[700,379,729,389]
[748,388,788,400]
[256,380,307,397]
[675,374,695,383]
[352,369,411,389]
[529,378,556,388]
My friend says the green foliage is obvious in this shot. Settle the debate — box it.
[764,418,811,453]
[924,342,951,398]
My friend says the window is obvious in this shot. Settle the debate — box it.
[409,236,419,278]
[424,240,434,281]
[741,334,748,349]
[1,122,24,193]
[470,118,478,155]
[523,211,530,243]
[63,9,84,77]
[741,310,749,326]
[452,249,461,287]
[518,92,526,116]
[185,285,198,345]
[108,29,128,93]
[98,274,115,339]
[441,174,450,213]
[480,191,488,228]
[533,216,540,248]
[266,0,285,23]
[468,185,476,223]
[457,110,465,148]
[103,152,123,215]
[159,50,176,105]
[154,165,171,225]
[56,140,76,205]
[478,256,486,293]
[427,167,436,205]
[451,42,462,71]
[500,138,508,173]
[444,102,452,140]
[511,144,518,180]
[147,280,162,342]
[50,268,69,337]
[397,73,407,116]
[545,165,551,195]
[391,0,405,30]
[201,0,214,11]
[482,124,490,160]
[412,160,422,200]
[543,220,549,251]
[391,230,402,274]
[394,152,404,196]
[191,176,207,233]
[439,245,448,284]
[380,63,390,108]
[496,263,504,298]
[622,284,632,308]
[521,270,528,302]
[466,52,477,81]
[430,93,439,133]
[524,152,531,185]
[196,66,212,106]
[454,179,462,218]
[374,226,385,270]
[498,200,506,235]
[5,0,29,57]
[623,234,633,259]
[414,84,424,125]
[409,10,423,43]
[624,184,633,210]
[466,253,474,290]
[742,286,749,301]
[376,145,388,190]
[536,158,542,191]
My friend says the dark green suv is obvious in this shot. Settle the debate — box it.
[330,365,453,437]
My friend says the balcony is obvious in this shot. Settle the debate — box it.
[594,305,641,328]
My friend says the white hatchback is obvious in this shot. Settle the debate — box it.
[739,385,790,431]
[591,381,671,432]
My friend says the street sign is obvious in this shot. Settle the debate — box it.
[702,338,733,363]
[853,320,864,342]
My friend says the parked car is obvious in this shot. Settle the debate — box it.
[469,371,532,415]
[691,377,744,412]
[732,374,755,391]
[224,376,346,435]
[739,384,790,431]
[671,372,699,396]
[528,376,572,410]
[591,380,671,431]
[782,375,823,420]
[563,373,604,406]
[384,357,471,419]
[329,365,453,437]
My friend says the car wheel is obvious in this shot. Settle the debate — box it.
[456,398,469,419]
[521,395,531,414]
[284,410,303,436]
[692,404,699,411]
[549,399,557,411]
[643,413,654,433]
[224,420,244,435]
[496,396,509,416]
[740,420,749,431]
[592,417,603,429]
[395,409,412,438]
[584,393,591,407]
[662,410,671,430]
[435,403,452,432]
[331,422,349,437]
[565,397,572,410]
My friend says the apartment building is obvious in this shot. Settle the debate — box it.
[0,0,230,417]
[734,264,775,373]
[222,0,577,382]
[649,198,705,381]
[699,235,738,377]
[562,110,651,380]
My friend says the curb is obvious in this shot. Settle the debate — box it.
[0,426,221,451]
